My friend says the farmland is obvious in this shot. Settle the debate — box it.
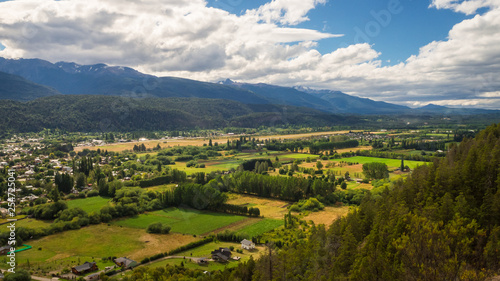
[144,241,265,272]
[66,196,112,213]
[6,224,199,276]
[74,130,356,152]
[112,208,247,235]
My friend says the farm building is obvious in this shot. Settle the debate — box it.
[211,247,232,262]
[72,261,98,275]
[0,246,11,255]
[114,257,138,269]
[241,239,255,250]
[87,273,100,280]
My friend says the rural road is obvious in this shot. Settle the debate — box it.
[31,275,56,281]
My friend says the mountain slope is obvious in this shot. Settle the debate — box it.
[0,95,360,132]
[299,87,410,114]
[0,71,60,101]
[0,58,270,104]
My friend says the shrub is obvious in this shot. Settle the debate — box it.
[146,222,171,234]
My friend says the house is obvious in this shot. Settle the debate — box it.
[62,166,72,172]
[87,273,100,280]
[114,257,138,269]
[72,261,98,275]
[211,247,232,262]
[241,239,255,250]
[0,246,11,255]
[0,208,9,218]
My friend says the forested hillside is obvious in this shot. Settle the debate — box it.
[233,123,500,281]
[133,124,500,281]
[0,95,359,132]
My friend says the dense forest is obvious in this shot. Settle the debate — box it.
[0,95,360,132]
[118,124,500,280]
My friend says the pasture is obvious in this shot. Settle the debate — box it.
[235,219,284,238]
[112,208,247,235]
[303,206,351,228]
[7,224,198,276]
[332,156,427,170]
[226,194,290,219]
[66,196,112,213]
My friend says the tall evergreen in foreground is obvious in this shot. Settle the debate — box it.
[244,123,500,280]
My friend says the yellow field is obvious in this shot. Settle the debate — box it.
[226,193,291,220]
[303,206,350,227]
[226,194,350,227]
[75,130,358,152]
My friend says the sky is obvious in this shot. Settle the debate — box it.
[0,0,500,109]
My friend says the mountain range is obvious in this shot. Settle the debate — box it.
[0,57,496,115]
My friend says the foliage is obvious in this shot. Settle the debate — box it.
[362,162,389,179]
[146,222,171,234]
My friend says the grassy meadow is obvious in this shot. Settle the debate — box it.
[112,208,247,235]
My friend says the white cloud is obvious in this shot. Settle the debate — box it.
[0,0,500,109]
[244,0,327,26]
[430,0,500,15]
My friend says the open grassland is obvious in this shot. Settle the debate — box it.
[303,206,351,228]
[15,217,53,229]
[6,224,198,276]
[332,156,427,169]
[75,130,356,152]
[66,196,112,213]
[226,194,290,219]
[112,208,247,235]
[235,219,284,238]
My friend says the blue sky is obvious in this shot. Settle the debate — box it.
[208,0,469,66]
[0,0,500,109]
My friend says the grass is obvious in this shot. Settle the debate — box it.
[112,208,247,235]
[226,194,290,219]
[146,241,264,271]
[4,224,198,276]
[15,218,53,229]
[236,219,284,238]
[332,156,427,170]
[67,196,112,213]
[303,206,351,228]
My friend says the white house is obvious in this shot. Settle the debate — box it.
[241,239,255,250]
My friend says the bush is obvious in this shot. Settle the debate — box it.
[146,222,171,234]
[87,190,99,197]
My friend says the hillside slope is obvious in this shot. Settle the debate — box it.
[0,95,360,132]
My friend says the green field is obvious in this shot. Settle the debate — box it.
[145,241,263,272]
[67,196,112,213]
[333,156,427,169]
[5,224,199,276]
[236,219,284,238]
[281,153,320,160]
[15,218,52,229]
[113,208,247,235]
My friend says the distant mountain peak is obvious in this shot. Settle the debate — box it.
[419,103,448,110]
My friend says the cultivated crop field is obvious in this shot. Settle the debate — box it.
[112,208,247,235]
